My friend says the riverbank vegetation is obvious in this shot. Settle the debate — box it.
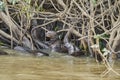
[0,0,120,77]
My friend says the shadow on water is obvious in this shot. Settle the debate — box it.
[0,55,119,80]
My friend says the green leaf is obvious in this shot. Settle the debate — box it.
[54,26,59,31]
[0,41,4,45]
[101,33,110,38]
[92,0,96,5]
[0,1,5,11]
[94,34,101,39]
[94,33,110,39]
[24,0,31,4]
[102,48,110,56]
[8,0,19,5]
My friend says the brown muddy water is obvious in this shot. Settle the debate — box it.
[0,55,119,80]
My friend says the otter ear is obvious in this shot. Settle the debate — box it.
[45,31,57,39]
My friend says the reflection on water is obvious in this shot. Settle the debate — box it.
[0,55,119,80]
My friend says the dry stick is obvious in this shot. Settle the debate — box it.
[56,0,67,10]
[4,0,14,48]
[59,0,119,53]
[96,1,120,76]
[0,30,19,44]
[39,0,45,8]
[72,0,107,31]
[89,0,96,57]
[111,28,120,50]
[101,18,120,38]
[90,5,120,52]
[96,37,120,76]
[108,0,113,26]
[80,15,88,51]
[109,17,120,48]
[0,11,32,48]
[31,18,59,33]
[95,0,119,20]
[50,0,61,12]
[79,0,90,15]
[70,0,119,76]
[0,11,19,44]
[61,20,83,37]
[67,0,73,13]
[57,29,69,33]
[100,3,105,31]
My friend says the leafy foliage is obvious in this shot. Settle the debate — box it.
[0,1,5,11]
[24,0,31,4]
[102,48,111,57]
[94,33,110,39]
[92,0,97,5]
[8,0,19,5]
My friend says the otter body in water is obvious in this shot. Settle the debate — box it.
[14,46,49,57]
[0,50,8,55]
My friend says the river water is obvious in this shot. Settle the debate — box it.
[0,55,119,80]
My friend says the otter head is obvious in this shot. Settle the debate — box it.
[46,31,57,41]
